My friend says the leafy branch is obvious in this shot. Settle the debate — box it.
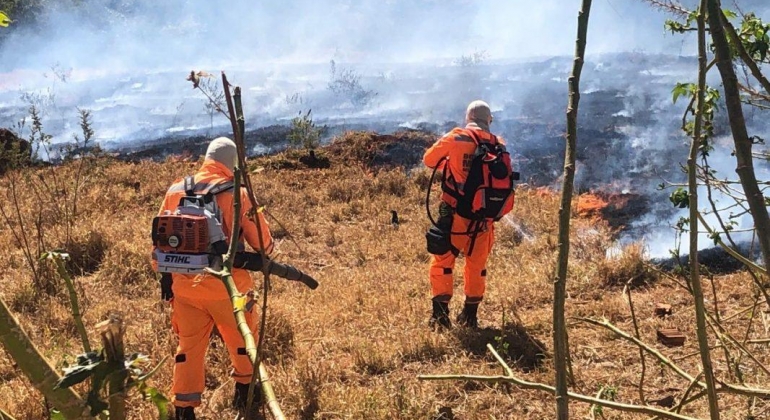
[0,297,91,419]
[54,316,168,420]
[0,10,10,27]
[288,109,321,152]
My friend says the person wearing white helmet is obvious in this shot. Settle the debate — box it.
[152,137,274,419]
[423,100,512,330]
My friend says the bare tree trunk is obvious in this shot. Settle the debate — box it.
[554,1,592,419]
[706,0,770,273]
[98,316,126,420]
[221,74,285,420]
[232,86,274,417]
[690,2,720,418]
[0,298,90,419]
[720,12,770,95]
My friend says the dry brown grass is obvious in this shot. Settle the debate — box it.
[0,136,768,419]
[597,243,659,288]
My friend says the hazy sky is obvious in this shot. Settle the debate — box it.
[3,0,767,72]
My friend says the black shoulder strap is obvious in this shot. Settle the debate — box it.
[205,181,235,196]
[189,180,235,196]
[183,176,195,196]
[197,181,234,206]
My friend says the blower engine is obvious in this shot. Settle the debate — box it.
[152,189,318,289]
[152,194,230,274]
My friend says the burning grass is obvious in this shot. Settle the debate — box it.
[0,132,767,419]
[575,191,650,231]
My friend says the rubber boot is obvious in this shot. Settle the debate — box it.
[429,299,451,330]
[457,302,479,328]
[233,382,265,420]
[174,406,195,420]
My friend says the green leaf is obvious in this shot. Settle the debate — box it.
[665,19,690,34]
[670,188,690,209]
[146,386,170,419]
[0,12,11,28]
[709,231,721,245]
[723,9,738,19]
[56,352,104,389]
[672,83,694,104]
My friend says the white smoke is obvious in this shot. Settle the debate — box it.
[0,0,701,71]
[2,0,770,256]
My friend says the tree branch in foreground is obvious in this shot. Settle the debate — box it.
[0,297,90,419]
[418,344,700,420]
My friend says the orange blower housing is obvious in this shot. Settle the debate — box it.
[152,213,210,254]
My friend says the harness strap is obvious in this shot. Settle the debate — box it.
[441,162,463,201]
[183,176,195,196]
[199,180,234,196]
[466,220,483,257]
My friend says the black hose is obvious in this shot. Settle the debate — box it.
[233,252,319,290]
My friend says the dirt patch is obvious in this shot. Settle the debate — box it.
[327,129,435,169]
[454,323,548,372]
[254,129,436,171]
[255,149,331,170]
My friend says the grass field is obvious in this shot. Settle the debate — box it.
[0,131,767,419]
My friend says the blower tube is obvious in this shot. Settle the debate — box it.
[233,252,319,290]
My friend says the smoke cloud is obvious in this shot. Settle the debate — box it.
[0,0,713,70]
[6,1,768,68]
[1,0,770,257]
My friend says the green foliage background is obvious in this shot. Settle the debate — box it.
[0,0,45,24]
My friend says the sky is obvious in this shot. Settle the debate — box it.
[4,0,765,72]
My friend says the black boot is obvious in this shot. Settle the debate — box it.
[429,299,451,330]
[233,382,264,419]
[457,302,479,328]
[174,406,195,420]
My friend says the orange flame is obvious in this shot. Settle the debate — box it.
[576,193,610,219]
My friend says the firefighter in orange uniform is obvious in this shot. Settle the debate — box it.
[152,137,274,420]
[423,100,502,329]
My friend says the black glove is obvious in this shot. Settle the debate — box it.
[160,273,173,301]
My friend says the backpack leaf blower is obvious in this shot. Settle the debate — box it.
[233,252,318,290]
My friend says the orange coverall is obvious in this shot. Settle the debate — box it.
[152,159,274,408]
[423,124,503,304]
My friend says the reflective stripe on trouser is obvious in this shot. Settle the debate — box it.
[171,295,258,408]
[429,215,494,302]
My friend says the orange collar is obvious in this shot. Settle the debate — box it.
[199,159,234,178]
